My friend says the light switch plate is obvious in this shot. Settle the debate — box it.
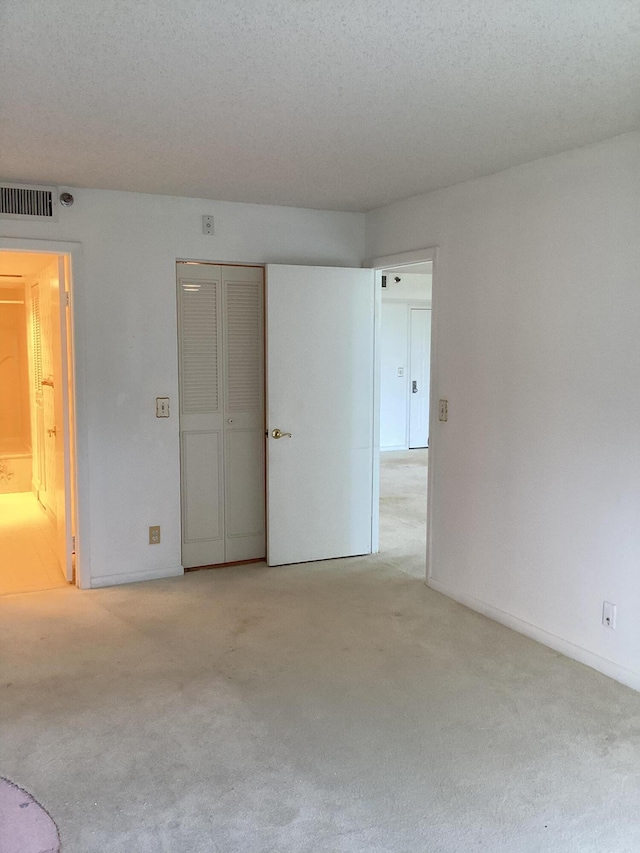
[602,601,616,628]
[439,399,448,422]
[156,397,170,417]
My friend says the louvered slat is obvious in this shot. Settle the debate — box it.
[0,185,55,218]
[178,278,219,413]
[31,290,43,392]
[225,282,262,412]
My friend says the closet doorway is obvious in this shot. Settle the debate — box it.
[176,262,265,569]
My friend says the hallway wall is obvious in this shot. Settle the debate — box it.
[365,131,640,690]
[0,191,365,587]
[380,273,431,450]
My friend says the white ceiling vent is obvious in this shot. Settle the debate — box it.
[0,184,58,220]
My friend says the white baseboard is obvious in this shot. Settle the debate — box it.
[90,564,184,589]
[428,576,640,693]
[381,445,409,452]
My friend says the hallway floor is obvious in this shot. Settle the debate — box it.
[379,448,428,578]
[1,458,639,852]
[0,492,67,595]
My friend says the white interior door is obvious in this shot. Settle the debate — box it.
[409,308,431,449]
[29,283,48,507]
[51,257,73,581]
[265,264,375,566]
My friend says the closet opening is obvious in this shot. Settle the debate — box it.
[0,250,77,594]
[176,261,266,571]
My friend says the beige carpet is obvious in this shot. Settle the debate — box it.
[1,452,639,852]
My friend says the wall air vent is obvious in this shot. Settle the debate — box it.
[0,184,58,220]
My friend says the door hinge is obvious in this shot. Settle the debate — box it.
[71,535,76,552]
[65,291,70,307]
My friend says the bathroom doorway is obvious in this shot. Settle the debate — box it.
[0,251,76,594]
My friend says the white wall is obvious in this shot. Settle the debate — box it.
[366,131,640,691]
[382,272,432,302]
[0,189,365,587]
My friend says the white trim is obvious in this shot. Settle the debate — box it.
[425,251,439,586]
[429,577,640,693]
[380,444,409,452]
[366,247,438,583]
[371,271,382,553]
[176,258,265,269]
[382,297,431,306]
[90,565,184,589]
[367,247,437,270]
[0,236,91,589]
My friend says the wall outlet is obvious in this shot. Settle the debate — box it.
[602,601,616,628]
[439,399,448,422]
[149,525,161,545]
[202,215,214,235]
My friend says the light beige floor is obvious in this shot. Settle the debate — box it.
[379,448,428,578]
[0,492,67,595]
[1,455,639,852]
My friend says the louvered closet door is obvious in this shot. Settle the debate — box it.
[221,266,265,562]
[177,263,265,568]
[177,264,225,567]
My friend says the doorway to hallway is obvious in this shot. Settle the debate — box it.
[0,250,76,595]
[372,250,435,578]
[379,262,432,451]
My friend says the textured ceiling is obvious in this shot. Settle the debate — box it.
[1,1,639,212]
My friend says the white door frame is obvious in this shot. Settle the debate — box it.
[365,247,438,581]
[0,237,90,589]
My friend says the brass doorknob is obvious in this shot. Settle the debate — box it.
[272,428,292,439]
